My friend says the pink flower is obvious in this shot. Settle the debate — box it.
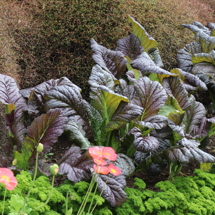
[93,164,109,175]
[102,147,118,161]
[89,146,103,159]
[0,168,18,190]
[108,163,122,176]
[93,157,107,166]
[89,146,118,161]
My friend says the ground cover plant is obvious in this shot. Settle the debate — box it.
[115,169,215,215]
[1,15,215,214]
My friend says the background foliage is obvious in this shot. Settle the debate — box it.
[0,0,215,99]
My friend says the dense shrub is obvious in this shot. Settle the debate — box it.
[1,0,215,98]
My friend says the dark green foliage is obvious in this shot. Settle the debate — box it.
[8,0,213,100]
[10,0,129,99]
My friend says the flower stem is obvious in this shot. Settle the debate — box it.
[90,178,107,214]
[77,175,96,215]
[1,187,6,215]
[87,179,98,214]
[22,151,39,212]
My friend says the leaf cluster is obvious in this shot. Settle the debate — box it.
[1,15,215,198]
[177,21,215,111]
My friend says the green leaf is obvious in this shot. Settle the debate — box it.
[90,86,129,125]
[159,104,177,117]
[106,102,143,132]
[125,56,142,80]
[149,73,159,82]
[192,50,215,65]
[208,123,215,137]
[128,15,158,52]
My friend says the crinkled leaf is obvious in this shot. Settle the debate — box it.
[192,62,215,77]
[208,23,215,31]
[177,68,207,90]
[132,77,167,120]
[0,102,12,167]
[0,74,27,147]
[116,33,143,60]
[181,22,215,53]
[89,65,117,91]
[166,118,185,137]
[106,102,143,132]
[192,117,208,138]
[113,153,135,177]
[64,118,91,150]
[115,78,135,101]
[44,85,89,123]
[59,163,91,183]
[90,39,127,79]
[162,76,190,109]
[133,139,170,164]
[90,86,129,125]
[192,50,215,65]
[137,115,168,130]
[20,77,81,98]
[207,117,215,124]
[177,41,202,73]
[183,98,206,134]
[84,102,105,146]
[178,138,200,147]
[15,109,67,168]
[181,22,211,35]
[128,15,158,52]
[58,146,83,165]
[165,144,215,164]
[26,90,45,117]
[58,147,93,182]
[94,172,126,207]
[0,74,24,105]
[27,108,67,150]
[150,48,164,67]
[129,127,159,152]
[131,52,173,76]
[195,31,215,53]
[125,70,138,83]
